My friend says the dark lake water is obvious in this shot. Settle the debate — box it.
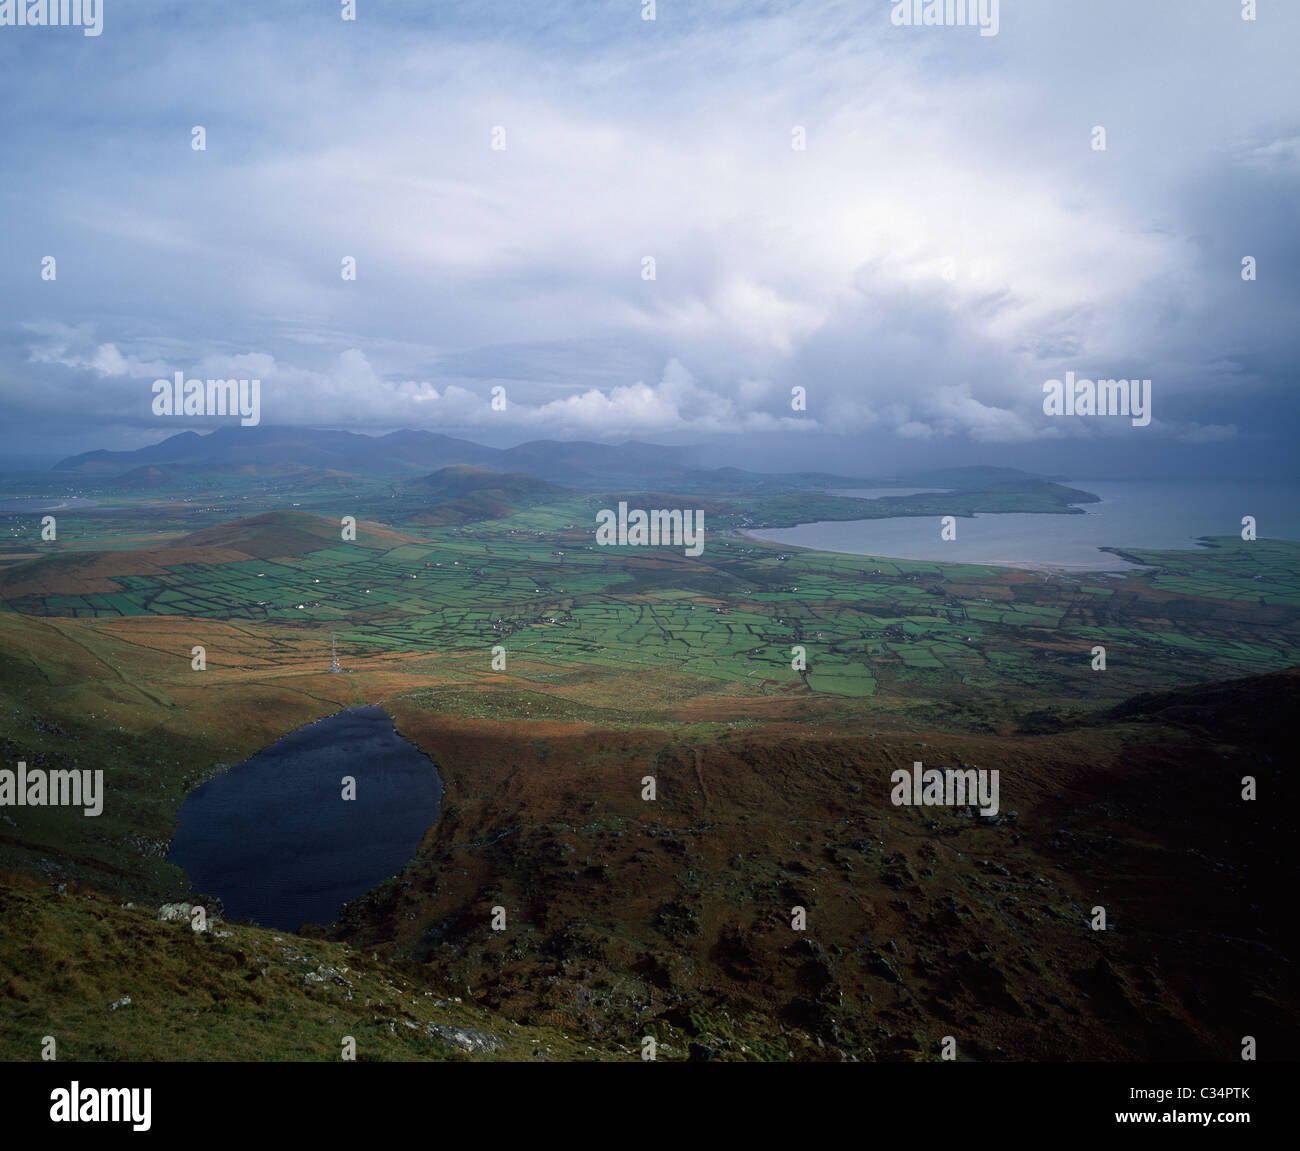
[168,706,442,932]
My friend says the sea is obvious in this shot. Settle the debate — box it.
[745,479,1300,571]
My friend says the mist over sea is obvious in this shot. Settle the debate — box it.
[746,480,1300,571]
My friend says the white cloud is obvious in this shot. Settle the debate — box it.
[3,0,1298,462]
[1179,423,1239,444]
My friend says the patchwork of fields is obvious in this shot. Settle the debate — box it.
[3,498,1298,710]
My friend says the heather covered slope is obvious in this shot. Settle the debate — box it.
[1,493,1296,1061]
[0,587,1291,1060]
[328,675,1291,1062]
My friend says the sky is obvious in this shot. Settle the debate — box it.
[0,0,1297,476]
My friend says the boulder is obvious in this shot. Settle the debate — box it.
[425,1023,505,1054]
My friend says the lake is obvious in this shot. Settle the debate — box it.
[746,479,1300,570]
[168,706,442,931]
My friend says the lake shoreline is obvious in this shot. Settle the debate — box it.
[167,705,442,933]
[734,527,1157,573]
[735,478,1300,573]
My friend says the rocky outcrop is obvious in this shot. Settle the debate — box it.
[424,1023,505,1054]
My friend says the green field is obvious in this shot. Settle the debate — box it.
[3,488,1298,708]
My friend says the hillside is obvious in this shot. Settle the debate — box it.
[326,672,1292,1062]
[0,584,1292,1060]
[399,466,571,525]
[0,512,417,598]
[174,511,418,557]
[52,428,498,479]
[1,491,1295,1062]
[0,871,602,1061]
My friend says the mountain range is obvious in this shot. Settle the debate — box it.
[48,426,1043,493]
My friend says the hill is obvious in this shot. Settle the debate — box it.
[399,466,571,525]
[0,871,599,1061]
[53,428,497,479]
[0,584,1292,1060]
[174,510,417,558]
[0,511,417,597]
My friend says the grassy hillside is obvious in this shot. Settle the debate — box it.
[400,466,573,526]
[0,871,605,1061]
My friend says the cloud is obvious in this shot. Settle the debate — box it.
[896,421,934,440]
[926,384,1042,444]
[1179,423,1239,444]
[0,0,1296,472]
